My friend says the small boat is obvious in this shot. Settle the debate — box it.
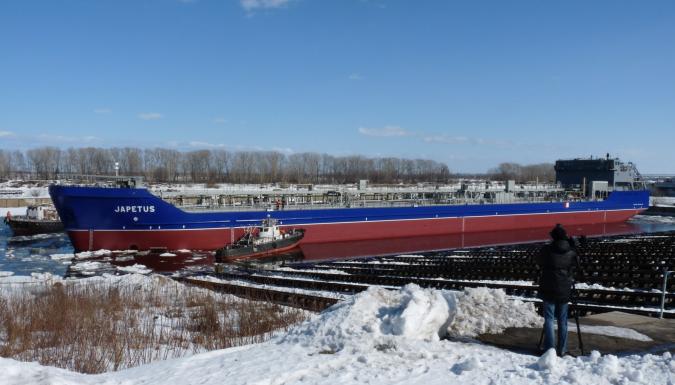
[214,218,304,262]
[4,205,64,236]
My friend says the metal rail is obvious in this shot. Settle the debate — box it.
[175,277,339,312]
[174,231,675,317]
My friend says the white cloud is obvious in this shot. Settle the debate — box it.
[423,135,469,144]
[139,112,163,120]
[348,73,364,81]
[0,130,15,138]
[423,134,513,148]
[35,134,99,143]
[189,141,225,148]
[241,0,291,11]
[358,126,410,137]
[94,108,111,114]
[272,146,294,154]
[187,141,282,153]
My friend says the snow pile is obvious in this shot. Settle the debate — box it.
[448,287,540,337]
[536,349,560,371]
[281,284,539,353]
[281,284,455,352]
[116,264,152,275]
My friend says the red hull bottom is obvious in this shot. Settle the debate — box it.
[67,209,644,252]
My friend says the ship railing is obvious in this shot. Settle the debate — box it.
[178,196,566,212]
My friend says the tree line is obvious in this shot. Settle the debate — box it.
[488,162,555,183]
[0,147,556,184]
[0,147,453,184]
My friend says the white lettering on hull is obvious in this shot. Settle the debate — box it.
[114,205,156,213]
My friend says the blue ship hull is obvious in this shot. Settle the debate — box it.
[48,185,649,251]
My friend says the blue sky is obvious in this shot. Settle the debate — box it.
[1,0,674,173]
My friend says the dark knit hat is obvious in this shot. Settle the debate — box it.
[550,224,567,240]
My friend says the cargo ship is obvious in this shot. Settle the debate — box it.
[48,157,649,252]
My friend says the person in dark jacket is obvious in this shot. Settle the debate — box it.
[535,223,579,356]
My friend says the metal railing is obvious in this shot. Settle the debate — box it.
[660,269,674,319]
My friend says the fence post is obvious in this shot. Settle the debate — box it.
[660,269,673,319]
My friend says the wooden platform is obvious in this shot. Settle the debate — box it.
[476,311,675,356]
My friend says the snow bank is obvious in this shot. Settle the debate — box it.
[0,282,674,384]
[448,287,540,337]
[281,284,539,353]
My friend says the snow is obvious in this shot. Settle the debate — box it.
[74,249,112,259]
[631,215,675,224]
[651,197,675,207]
[448,287,540,337]
[0,278,673,384]
[570,323,652,342]
[0,185,49,199]
[536,349,559,371]
[68,260,112,273]
[8,233,62,242]
[193,275,349,300]
[1,206,28,216]
[275,266,351,275]
[160,252,177,257]
[116,264,152,274]
[50,253,75,260]
[281,284,456,353]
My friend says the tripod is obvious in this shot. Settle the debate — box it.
[571,285,586,356]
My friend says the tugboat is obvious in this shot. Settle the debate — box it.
[4,205,64,236]
[214,218,304,263]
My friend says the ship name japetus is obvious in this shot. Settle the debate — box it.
[114,205,156,213]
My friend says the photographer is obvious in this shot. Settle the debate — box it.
[535,224,579,356]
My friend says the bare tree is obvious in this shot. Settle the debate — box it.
[26,147,61,179]
[2,146,457,184]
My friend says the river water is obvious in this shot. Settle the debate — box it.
[2,215,675,278]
